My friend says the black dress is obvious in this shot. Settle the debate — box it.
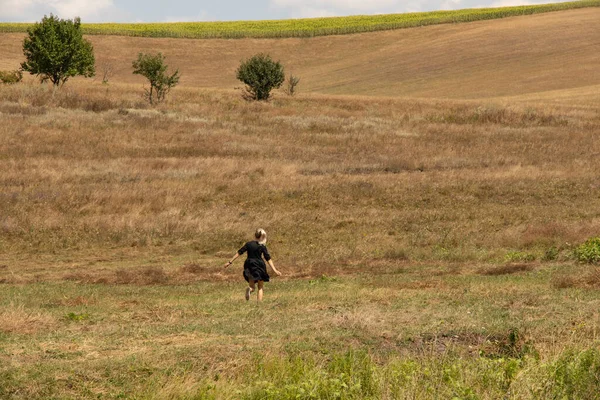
[238,241,271,282]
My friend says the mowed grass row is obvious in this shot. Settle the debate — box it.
[1,1,599,38]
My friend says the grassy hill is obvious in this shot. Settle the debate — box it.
[1,7,600,399]
[1,8,599,99]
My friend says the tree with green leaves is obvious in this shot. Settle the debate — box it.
[132,53,180,105]
[21,15,95,87]
[236,53,285,101]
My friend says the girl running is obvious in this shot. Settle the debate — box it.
[224,229,281,301]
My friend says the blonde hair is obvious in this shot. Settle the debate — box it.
[255,228,267,245]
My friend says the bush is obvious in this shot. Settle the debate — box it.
[236,53,284,101]
[573,237,600,264]
[132,52,180,105]
[21,14,95,86]
[0,70,23,84]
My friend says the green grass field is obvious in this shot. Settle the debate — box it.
[2,265,600,399]
[1,0,599,38]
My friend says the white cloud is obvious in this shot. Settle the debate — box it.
[269,0,566,17]
[0,0,36,19]
[485,0,534,6]
[162,11,211,23]
[293,7,338,18]
[268,0,458,16]
[46,0,115,19]
[440,0,463,10]
[271,0,398,13]
[0,0,121,22]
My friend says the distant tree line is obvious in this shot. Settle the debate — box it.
[5,14,300,104]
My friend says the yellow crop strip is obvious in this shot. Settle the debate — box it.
[1,0,599,38]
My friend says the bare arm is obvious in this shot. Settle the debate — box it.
[223,253,240,269]
[268,259,282,276]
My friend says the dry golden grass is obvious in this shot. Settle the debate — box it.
[1,11,600,398]
[0,80,599,284]
[0,305,56,335]
[1,8,599,98]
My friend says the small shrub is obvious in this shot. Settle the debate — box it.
[236,53,284,101]
[64,312,90,322]
[504,251,536,263]
[0,70,23,84]
[542,246,559,261]
[573,237,600,264]
[132,52,180,105]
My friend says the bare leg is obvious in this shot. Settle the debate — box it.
[257,281,264,302]
[246,279,255,301]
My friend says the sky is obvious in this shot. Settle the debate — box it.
[0,0,574,23]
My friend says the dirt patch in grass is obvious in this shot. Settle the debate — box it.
[552,268,600,289]
[63,267,171,285]
[114,267,169,285]
[180,263,208,274]
[583,269,600,287]
[409,328,533,358]
[63,271,110,284]
[433,264,463,276]
[62,264,240,285]
[552,274,578,289]
[479,264,535,276]
[396,280,446,290]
